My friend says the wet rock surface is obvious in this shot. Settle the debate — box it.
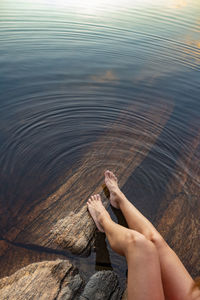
[121,289,128,300]
[0,240,68,279]
[80,270,123,300]
[0,259,123,300]
[155,129,200,278]
[0,259,84,300]
[49,206,96,255]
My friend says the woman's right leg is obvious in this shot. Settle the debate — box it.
[87,194,165,300]
[104,170,196,300]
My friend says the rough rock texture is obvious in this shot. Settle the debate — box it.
[49,206,96,255]
[121,289,128,300]
[0,259,84,300]
[0,261,124,300]
[80,270,123,300]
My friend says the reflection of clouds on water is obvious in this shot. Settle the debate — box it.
[189,40,200,49]
[196,41,200,48]
[90,70,118,83]
[132,70,163,86]
[168,0,187,9]
[197,18,200,31]
[183,38,200,65]
[132,62,179,86]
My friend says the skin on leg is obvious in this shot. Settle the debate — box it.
[104,170,196,300]
[126,236,165,300]
[87,194,165,300]
[104,170,162,239]
[157,244,200,300]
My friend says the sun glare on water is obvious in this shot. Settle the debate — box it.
[24,0,171,12]
[23,0,191,14]
[48,0,164,9]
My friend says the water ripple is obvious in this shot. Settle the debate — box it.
[0,0,200,282]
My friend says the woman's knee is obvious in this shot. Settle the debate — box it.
[150,232,168,250]
[125,229,156,254]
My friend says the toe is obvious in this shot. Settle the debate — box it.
[109,170,117,181]
[109,171,113,178]
[110,171,115,177]
[97,194,101,201]
[105,170,110,178]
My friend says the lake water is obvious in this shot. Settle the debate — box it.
[0,0,200,283]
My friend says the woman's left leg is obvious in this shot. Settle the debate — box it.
[104,170,195,300]
[87,194,165,300]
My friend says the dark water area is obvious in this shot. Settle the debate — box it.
[0,0,200,283]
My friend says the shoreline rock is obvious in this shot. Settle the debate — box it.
[0,259,124,300]
[80,270,123,300]
[0,259,84,300]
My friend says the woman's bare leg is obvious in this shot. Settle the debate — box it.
[104,170,196,300]
[87,194,165,300]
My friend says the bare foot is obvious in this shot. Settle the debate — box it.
[87,194,110,232]
[104,170,123,209]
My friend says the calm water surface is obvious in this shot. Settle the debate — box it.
[0,0,200,282]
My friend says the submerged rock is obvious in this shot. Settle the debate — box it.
[0,240,67,280]
[49,206,96,255]
[0,259,84,300]
[155,129,200,278]
[5,97,172,255]
[121,289,128,300]
[0,259,124,300]
[0,97,173,278]
[80,270,123,300]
